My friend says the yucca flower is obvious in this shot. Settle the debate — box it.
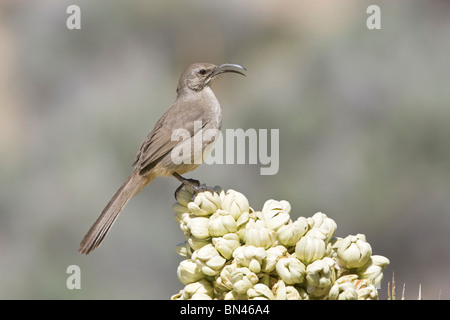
[171,187,389,300]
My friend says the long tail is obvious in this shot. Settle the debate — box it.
[78,171,152,255]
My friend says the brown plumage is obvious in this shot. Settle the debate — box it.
[78,63,246,254]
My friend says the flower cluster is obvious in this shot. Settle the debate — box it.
[171,187,389,300]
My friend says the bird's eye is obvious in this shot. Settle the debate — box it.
[198,68,207,75]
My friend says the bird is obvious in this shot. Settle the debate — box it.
[78,63,246,254]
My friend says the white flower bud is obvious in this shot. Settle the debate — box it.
[188,191,222,216]
[305,257,337,289]
[261,199,291,231]
[247,283,274,300]
[235,211,250,228]
[181,279,214,300]
[273,280,308,300]
[223,290,246,300]
[171,292,182,300]
[303,229,333,257]
[208,209,237,237]
[221,189,250,220]
[337,234,372,269]
[173,203,190,223]
[233,245,266,273]
[306,285,330,299]
[187,235,211,251]
[262,199,291,213]
[215,263,237,292]
[245,219,276,249]
[272,280,287,300]
[191,244,226,276]
[329,237,343,259]
[212,233,240,260]
[174,210,193,236]
[276,257,306,285]
[332,284,358,300]
[230,267,259,294]
[329,275,378,300]
[187,216,210,239]
[295,235,327,265]
[235,212,250,240]
[328,274,358,300]
[355,279,378,300]
[263,245,287,273]
[191,293,213,300]
[305,228,328,241]
[307,212,337,242]
[371,254,390,267]
[357,255,390,287]
[177,259,205,285]
[286,286,307,300]
[276,217,308,247]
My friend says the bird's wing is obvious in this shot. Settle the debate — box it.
[133,102,206,173]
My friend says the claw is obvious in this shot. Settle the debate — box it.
[190,184,216,201]
[172,172,216,201]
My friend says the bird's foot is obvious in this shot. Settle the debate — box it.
[174,178,198,199]
[173,173,216,201]
[190,183,216,200]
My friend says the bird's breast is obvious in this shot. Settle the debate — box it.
[201,87,222,130]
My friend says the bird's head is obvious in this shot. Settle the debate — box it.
[177,63,246,94]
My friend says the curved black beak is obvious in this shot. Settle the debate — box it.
[206,64,247,85]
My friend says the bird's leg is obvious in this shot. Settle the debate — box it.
[172,172,216,200]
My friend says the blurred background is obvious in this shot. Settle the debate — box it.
[1,0,449,299]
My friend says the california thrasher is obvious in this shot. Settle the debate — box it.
[78,63,246,254]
